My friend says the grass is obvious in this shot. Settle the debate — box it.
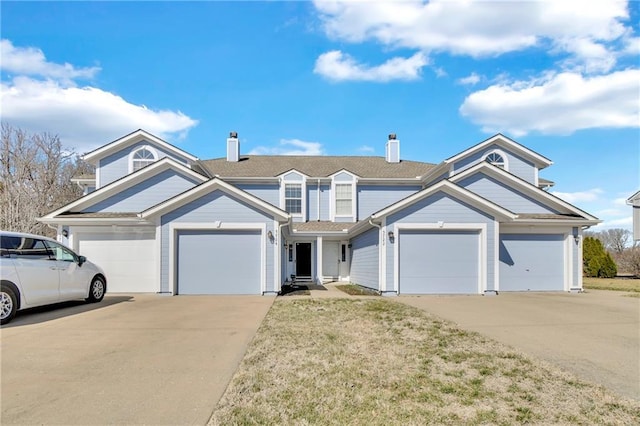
[210,299,640,425]
[335,284,380,296]
[583,277,640,292]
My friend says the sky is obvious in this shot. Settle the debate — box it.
[1,0,638,232]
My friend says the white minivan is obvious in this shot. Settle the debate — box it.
[0,231,107,324]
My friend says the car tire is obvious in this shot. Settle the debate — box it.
[0,285,18,325]
[85,276,106,303]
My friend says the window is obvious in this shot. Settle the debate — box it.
[485,152,505,168]
[45,241,77,262]
[132,147,156,172]
[335,184,353,216]
[285,183,302,214]
[11,238,54,260]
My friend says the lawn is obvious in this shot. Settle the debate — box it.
[335,284,380,296]
[210,299,639,425]
[583,277,640,292]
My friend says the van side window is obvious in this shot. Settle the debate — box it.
[1,236,21,257]
[44,241,77,262]
[14,238,54,260]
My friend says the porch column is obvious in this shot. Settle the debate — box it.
[316,236,323,284]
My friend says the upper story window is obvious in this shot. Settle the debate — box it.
[285,183,302,214]
[335,184,353,216]
[484,150,507,170]
[130,146,157,172]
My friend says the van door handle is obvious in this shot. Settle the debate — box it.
[50,266,58,270]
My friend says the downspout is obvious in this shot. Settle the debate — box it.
[317,179,321,221]
[368,218,382,243]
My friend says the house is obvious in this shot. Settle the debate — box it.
[39,130,600,295]
[627,191,640,241]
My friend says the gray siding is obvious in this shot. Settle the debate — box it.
[452,143,537,184]
[386,192,496,291]
[235,183,280,207]
[83,170,200,213]
[98,140,191,187]
[160,190,276,293]
[349,228,379,290]
[499,234,564,291]
[357,185,421,219]
[573,227,580,288]
[458,173,558,214]
[308,183,330,221]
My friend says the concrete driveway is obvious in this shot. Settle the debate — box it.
[1,294,274,425]
[399,290,640,401]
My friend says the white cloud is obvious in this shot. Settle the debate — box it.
[0,40,198,153]
[459,69,640,135]
[1,39,100,83]
[314,50,427,82]
[357,145,375,153]
[457,72,481,86]
[248,139,325,156]
[551,188,603,203]
[313,0,630,70]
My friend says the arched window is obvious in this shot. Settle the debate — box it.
[484,151,506,169]
[131,147,157,172]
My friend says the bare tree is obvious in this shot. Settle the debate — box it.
[584,228,631,254]
[0,123,93,237]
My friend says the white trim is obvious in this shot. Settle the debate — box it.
[372,180,516,221]
[380,217,387,292]
[168,222,267,295]
[483,148,509,171]
[444,134,552,169]
[494,220,500,292]
[565,233,572,292]
[41,158,207,220]
[316,236,323,283]
[96,166,101,189]
[279,170,307,220]
[273,219,279,292]
[141,177,289,221]
[155,219,162,293]
[330,170,357,221]
[393,222,487,295]
[449,161,600,222]
[128,145,158,174]
[83,129,198,164]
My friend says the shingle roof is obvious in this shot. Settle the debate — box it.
[516,213,584,220]
[201,156,436,178]
[71,174,96,180]
[292,221,360,232]
[57,212,138,218]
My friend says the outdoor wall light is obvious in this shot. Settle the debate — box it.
[267,230,274,240]
[574,234,580,244]
[62,229,69,238]
[388,231,395,241]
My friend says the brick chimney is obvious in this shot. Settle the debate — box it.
[386,133,400,163]
[227,131,239,162]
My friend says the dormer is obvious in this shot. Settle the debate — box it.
[82,129,199,189]
[279,170,308,222]
[330,170,358,222]
[441,134,552,187]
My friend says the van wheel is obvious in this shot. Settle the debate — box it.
[0,286,17,324]
[85,276,105,303]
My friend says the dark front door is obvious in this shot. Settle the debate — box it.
[296,243,312,277]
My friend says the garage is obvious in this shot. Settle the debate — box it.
[399,230,480,294]
[76,228,157,293]
[176,229,262,294]
[499,234,565,291]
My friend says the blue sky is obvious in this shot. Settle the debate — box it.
[1,1,638,231]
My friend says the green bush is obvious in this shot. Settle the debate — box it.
[583,237,617,278]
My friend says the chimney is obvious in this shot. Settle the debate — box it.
[227,131,239,162]
[386,133,400,163]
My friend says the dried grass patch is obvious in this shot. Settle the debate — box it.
[335,284,380,296]
[210,298,640,425]
[583,277,640,292]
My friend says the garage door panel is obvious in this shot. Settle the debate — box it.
[499,234,564,291]
[77,231,157,293]
[400,230,479,294]
[177,230,261,295]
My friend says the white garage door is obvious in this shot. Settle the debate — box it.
[77,229,157,293]
[499,234,565,291]
[399,230,480,294]
[177,230,262,294]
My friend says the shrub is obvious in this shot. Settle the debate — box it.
[583,237,617,278]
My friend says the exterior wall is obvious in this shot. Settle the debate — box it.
[349,227,379,290]
[159,191,276,293]
[235,183,280,207]
[308,183,330,221]
[98,141,191,187]
[82,170,200,213]
[385,193,496,291]
[357,185,421,219]
[634,206,640,241]
[451,143,537,184]
[457,173,558,214]
[573,227,581,289]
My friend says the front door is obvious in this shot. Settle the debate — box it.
[295,243,312,277]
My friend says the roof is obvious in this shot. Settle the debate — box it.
[627,190,640,205]
[292,221,360,232]
[57,212,139,218]
[516,213,583,220]
[538,177,554,187]
[71,174,96,180]
[201,156,436,179]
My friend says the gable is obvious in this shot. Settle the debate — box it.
[457,172,559,214]
[450,143,537,184]
[387,191,496,225]
[81,169,202,213]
